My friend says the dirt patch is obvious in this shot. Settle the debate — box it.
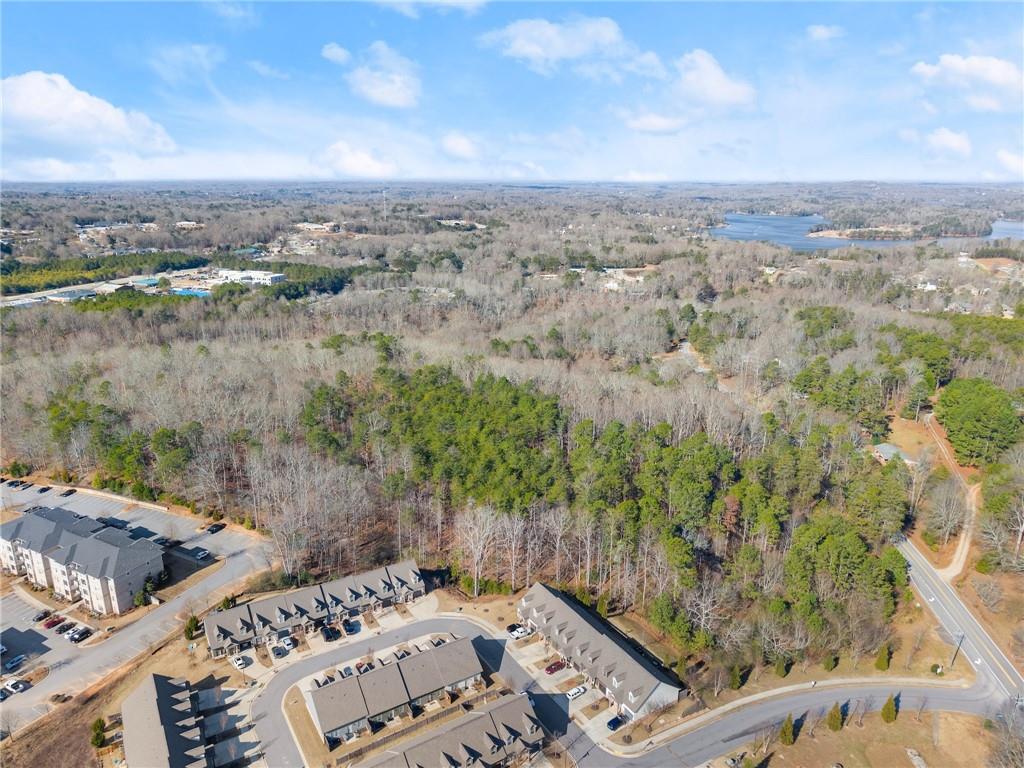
[556,675,585,692]
[611,696,704,744]
[580,696,611,721]
[888,416,933,461]
[0,507,22,524]
[715,711,990,768]
[434,588,523,633]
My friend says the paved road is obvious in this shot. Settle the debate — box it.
[898,537,1024,699]
[0,484,273,730]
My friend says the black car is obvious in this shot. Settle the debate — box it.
[54,622,74,634]
[606,716,625,732]
[33,610,51,622]
[7,480,22,487]
[70,629,92,644]
[206,523,226,534]
[38,486,52,493]
[319,626,339,642]
[59,488,77,497]
[20,483,33,490]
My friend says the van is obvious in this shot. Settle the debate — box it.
[4,654,27,672]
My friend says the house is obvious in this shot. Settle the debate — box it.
[306,636,483,746]
[518,583,683,720]
[121,674,210,768]
[205,560,427,658]
[95,282,134,295]
[871,443,917,466]
[361,694,542,768]
[0,507,162,615]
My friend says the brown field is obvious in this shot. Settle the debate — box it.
[954,551,1024,675]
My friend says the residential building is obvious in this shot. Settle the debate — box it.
[205,560,426,658]
[871,443,917,466]
[121,674,210,768]
[518,582,683,719]
[0,506,162,615]
[306,636,483,746]
[361,694,543,768]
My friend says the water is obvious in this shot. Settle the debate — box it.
[712,213,1024,251]
[171,287,211,297]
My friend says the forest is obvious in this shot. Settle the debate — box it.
[1,182,1022,676]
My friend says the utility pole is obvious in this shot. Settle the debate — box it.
[950,631,965,669]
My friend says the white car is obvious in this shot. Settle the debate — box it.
[4,679,28,694]
[510,626,531,640]
[195,549,211,561]
[566,685,587,701]
[281,636,296,651]
[230,654,248,670]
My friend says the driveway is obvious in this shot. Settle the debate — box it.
[0,485,273,730]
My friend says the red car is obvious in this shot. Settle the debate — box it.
[43,616,64,629]
[544,660,566,675]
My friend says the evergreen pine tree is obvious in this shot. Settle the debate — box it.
[730,664,742,690]
[779,713,795,745]
[827,702,843,731]
[881,693,897,723]
[874,644,890,671]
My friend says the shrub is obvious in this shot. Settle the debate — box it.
[881,693,897,723]
[779,713,795,746]
[823,654,838,672]
[974,554,997,574]
[930,663,944,676]
[184,614,200,641]
[133,590,147,608]
[774,656,789,678]
[827,702,843,731]
[92,718,106,734]
[921,529,939,550]
[90,731,105,749]
[4,460,31,478]
[874,645,890,671]
[596,592,609,618]
[729,664,742,690]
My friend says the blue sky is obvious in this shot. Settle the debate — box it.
[2,1,1022,181]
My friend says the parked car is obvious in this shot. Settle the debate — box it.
[544,660,566,675]
[341,619,360,635]
[230,655,248,670]
[606,715,625,732]
[506,623,522,633]
[43,616,63,629]
[194,549,211,561]
[38,486,51,493]
[4,679,28,694]
[319,626,338,642]
[566,685,587,701]
[62,624,80,638]
[33,609,51,622]
[59,488,77,497]
[20,483,33,490]
[153,536,170,547]
[206,523,226,534]
[510,625,531,640]
[7,480,23,487]
[0,688,7,702]
[70,629,92,644]
[4,654,27,672]
[54,622,74,634]
[271,645,287,658]
[340,666,354,678]
[281,636,296,651]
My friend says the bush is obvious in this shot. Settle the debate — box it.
[219,595,234,611]
[596,592,609,618]
[133,590,147,608]
[90,731,105,749]
[930,663,944,676]
[874,644,891,671]
[974,554,997,574]
[4,460,31,478]
[827,702,843,731]
[881,693,897,723]
[729,664,742,690]
[92,718,106,734]
[184,614,200,641]
[779,713,795,746]
[823,654,838,672]
[774,657,789,678]
[921,529,939,550]
[574,584,593,608]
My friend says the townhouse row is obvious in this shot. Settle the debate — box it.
[0,506,164,616]
[204,559,425,657]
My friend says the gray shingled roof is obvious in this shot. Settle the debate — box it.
[121,674,209,768]
[0,506,103,554]
[358,661,410,718]
[48,526,163,579]
[520,582,681,716]
[308,676,367,734]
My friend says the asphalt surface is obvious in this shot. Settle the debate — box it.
[0,484,272,729]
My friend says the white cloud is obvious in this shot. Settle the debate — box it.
[912,53,1023,111]
[675,49,755,107]
[150,44,224,84]
[480,16,664,80]
[321,42,351,66]
[248,60,288,80]
[378,0,486,18]
[1,71,175,153]
[441,131,480,160]
[807,24,844,42]
[624,112,686,134]
[345,42,420,108]
[319,140,396,177]
[204,1,259,26]
[898,128,920,144]
[997,149,1023,177]
[925,127,972,157]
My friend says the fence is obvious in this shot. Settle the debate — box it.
[334,688,510,766]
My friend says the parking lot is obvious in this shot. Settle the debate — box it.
[0,483,273,730]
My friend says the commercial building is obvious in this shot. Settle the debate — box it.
[518,582,683,720]
[307,636,484,745]
[0,507,164,615]
[121,674,210,768]
[361,694,543,768]
[212,268,285,286]
[204,559,426,658]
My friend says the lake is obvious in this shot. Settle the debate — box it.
[711,213,1024,251]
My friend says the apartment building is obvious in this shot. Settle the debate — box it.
[0,506,164,616]
[122,674,210,768]
[518,582,683,720]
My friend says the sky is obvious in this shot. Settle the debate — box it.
[2,1,1023,182]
